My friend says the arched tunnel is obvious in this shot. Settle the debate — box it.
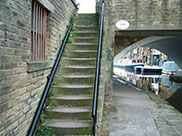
[114,31,182,69]
[112,31,182,115]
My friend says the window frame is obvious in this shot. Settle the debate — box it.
[31,1,48,61]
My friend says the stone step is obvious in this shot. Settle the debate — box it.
[50,95,93,107]
[69,49,97,53]
[64,65,95,69]
[46,107,92,120]
[50,107,91,113]
[43,119,92,135]
[71,43,98,46]
[71,37,98,43]
[66,43,98,50]
[63,57,96,61]
[74,26,99,31]
[63,75,94,78]
[75,20,99,27]
[75,31,99,33]
[75,17,98,21]
[51,85,94,95]
[56,84,93,89]
[75,31,99,37]
[53,74,95,85]
[56,65,96,75]
[50,95,93,101]
[77,13,98,19]
[64,50,97,58]
[75,17,98,22]
[60,57,96,66]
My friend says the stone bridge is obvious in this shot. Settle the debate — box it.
[101,0,182,96]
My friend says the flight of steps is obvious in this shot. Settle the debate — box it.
[42,14,99,135]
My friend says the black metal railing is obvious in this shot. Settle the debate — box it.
[71,0,78,9]
[92,0,104,135]
[27,2,78,136]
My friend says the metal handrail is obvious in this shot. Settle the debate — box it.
[92,0,104,135]
[27,6,78,136]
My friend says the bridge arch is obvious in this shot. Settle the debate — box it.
[114,36,182,68]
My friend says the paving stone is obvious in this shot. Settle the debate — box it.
[102,78,182,136]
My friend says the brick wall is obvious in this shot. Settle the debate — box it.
[0,0,75,135]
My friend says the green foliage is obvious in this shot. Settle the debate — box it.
[66,13,77,44]
[67,22,73,28]
[48,91,54,97]
[35,126,52,136]
[66,29,77,44]
[40,114,46,122]
[67,14,74,28]
[69,31,77,37]
[48,102,53,109]
[67,38,72,44]
[52,82,59,86]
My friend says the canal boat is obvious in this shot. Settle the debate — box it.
[135,65,162,72]
[114,58,144,68]
[135,74,161,78]
[162,61,179,74]
[141,65,162,72]
[134,66,142,71]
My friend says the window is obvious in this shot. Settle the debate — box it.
[31,1,48,61]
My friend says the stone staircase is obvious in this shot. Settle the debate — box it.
[42,14,99,135]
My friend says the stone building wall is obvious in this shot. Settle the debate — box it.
[0,0,75,135]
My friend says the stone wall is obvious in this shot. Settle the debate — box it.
[109,0,182,30]
[115,36,145,56]
[96,1,115,133]
[0,0,75,135]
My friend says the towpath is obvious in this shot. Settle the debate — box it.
[102,77,182,136]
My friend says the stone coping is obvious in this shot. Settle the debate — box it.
[37,0,54,13]
[27,60,53,72]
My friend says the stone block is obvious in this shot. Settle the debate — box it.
[27,60,53,72]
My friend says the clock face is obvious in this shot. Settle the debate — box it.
[116,20,130,30]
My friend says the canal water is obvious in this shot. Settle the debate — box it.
[113,67,182,113]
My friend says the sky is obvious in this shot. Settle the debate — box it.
[76,0,96,13]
